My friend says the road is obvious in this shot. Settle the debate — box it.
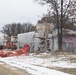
[0,68,9,75]
[0,63,31,75]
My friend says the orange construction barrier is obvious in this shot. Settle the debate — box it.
[0,44,30,57]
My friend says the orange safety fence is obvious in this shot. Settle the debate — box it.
[0,44,30,57]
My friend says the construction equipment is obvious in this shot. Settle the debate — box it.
[36,22,54,51]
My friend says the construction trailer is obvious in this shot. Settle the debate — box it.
[17,32,40,52]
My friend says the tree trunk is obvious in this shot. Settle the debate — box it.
[59,0,63,51]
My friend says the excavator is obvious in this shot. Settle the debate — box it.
[0,44,30,57]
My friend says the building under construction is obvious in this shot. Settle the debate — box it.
[17,23,58,52]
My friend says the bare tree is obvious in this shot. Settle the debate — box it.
[35,0,76,51]
[1,22,35,36]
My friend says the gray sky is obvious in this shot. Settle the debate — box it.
[0,0,48,30]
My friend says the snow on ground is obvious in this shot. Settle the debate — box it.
[0,53,76,75]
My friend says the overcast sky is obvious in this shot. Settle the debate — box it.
[0,0,48,30]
